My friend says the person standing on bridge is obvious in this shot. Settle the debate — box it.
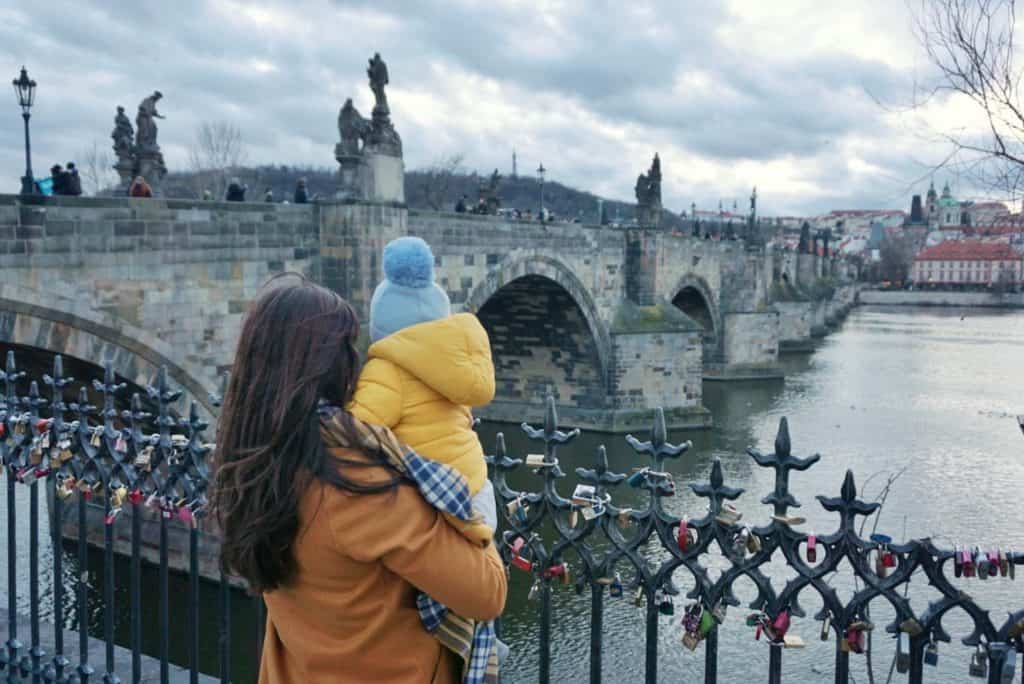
[211,274,506,684]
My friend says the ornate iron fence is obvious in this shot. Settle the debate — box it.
[0,350,1022,683]
[489,398,1024,684]
[0,352,258,683]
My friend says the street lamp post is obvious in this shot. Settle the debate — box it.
[12,67,37,195]
[537,163,546,222]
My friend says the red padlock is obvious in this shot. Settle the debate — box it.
[677,517,689,552]
[0,423,6,439]
[845,626,866,654]
[510,537,532,572]
[36,419,50,433]
[128,489,144,505]
[771,611,790,641]
[755,623,763,641]
[806,533,817,563]
[883,550,896,568]
[962,549,975,578]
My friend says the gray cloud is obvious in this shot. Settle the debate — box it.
[0,0,971,215]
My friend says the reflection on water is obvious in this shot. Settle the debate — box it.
[3,305,1024,682]
[478,305,1024,683]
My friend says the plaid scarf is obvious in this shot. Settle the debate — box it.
[320,406,499,684]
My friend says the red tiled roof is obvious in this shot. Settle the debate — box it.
[915,240,1021,261]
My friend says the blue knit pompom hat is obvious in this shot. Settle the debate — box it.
[369,236,452,343]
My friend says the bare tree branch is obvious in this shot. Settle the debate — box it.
[911,0,1024,200]
[187,121,248,199]
[76,141,117,196]
[417,154,464,210]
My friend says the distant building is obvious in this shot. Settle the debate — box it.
[912,240,1023,288]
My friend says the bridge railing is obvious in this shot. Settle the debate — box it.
[1,350,1023,683]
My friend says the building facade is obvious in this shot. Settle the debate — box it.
[912,240,1023,288]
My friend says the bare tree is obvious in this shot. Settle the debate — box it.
[187,121,248,199]
[913,0,1024,197]
[77,141,118,196]
[417,154,464,210]
[878,233,915,283]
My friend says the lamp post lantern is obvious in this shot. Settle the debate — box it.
[12,66,37,195]
[537,163,546,222]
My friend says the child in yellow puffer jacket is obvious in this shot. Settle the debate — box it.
[349,235,496,542]
[349,236,506,681]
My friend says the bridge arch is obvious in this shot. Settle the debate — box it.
[0,284,216,415]
[465,255,610,410]
[671,275,722,362]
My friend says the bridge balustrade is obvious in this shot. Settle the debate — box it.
[0,351,1021,683]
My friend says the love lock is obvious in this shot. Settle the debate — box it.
[731,527,751,560]
[806,533,817,563]
[543,562,571,586]
[716,503,742,526]
[896,632,910,673]
[962,548,976,578]
[656,591,674,616]
[508,537,533,573]
[677,516,690,551]
[969,644,987,678]
[924,638,939,667]
[977,548,990,580]
[843,621,872,655]
[506,495,529,525]
[870,533,894,577]
[608,573,623,598]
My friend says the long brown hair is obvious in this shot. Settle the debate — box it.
[211,273,400,592]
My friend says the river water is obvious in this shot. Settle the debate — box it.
[3,304,1024,682]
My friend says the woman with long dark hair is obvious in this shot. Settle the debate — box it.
[211,274,507,683]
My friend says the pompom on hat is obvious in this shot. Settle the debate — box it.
[369,237,452,342]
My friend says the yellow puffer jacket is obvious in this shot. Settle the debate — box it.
[349,313,495,496]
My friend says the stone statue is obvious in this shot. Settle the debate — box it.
[634,172,649,204]
[111,106,134,155]
[487,168,501,194]
[337,99,370,156]
[634,154,662,208]
[135,91,164,150]
[367,52,389,113]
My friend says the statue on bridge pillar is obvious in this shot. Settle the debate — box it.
[334,53,404,202]
[134,91,167,195]
[364,52,402,157]
[634,153,663,228]
[108,92,167,197]
[110,106,135,193]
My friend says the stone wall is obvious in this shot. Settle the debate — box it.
[706,311,782,379]
[606,329,709,431]
[774,301,813,351]
[857,290,1024,308]
[0,195,319,408]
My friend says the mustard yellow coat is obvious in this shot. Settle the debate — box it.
[350,313,495,496]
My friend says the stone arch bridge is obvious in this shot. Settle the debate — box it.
[0,195,854,430]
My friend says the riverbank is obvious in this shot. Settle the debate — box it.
[858,289,1024,308]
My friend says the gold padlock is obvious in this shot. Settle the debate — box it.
[681,631,700,651]
[746,532,762,554]
[90,430,102,447]
[109,486,128,509]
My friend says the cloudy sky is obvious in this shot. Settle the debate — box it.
[0,0,1005,215]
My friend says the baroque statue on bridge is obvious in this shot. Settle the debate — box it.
[367,52,390,115]
[337,98,370,157]
[635,154,663,227]
[111,106,134,156]
[135,91,164,150]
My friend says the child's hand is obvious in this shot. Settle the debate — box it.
[471,480,498,529]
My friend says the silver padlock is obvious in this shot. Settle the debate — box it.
[896,633,910,673]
